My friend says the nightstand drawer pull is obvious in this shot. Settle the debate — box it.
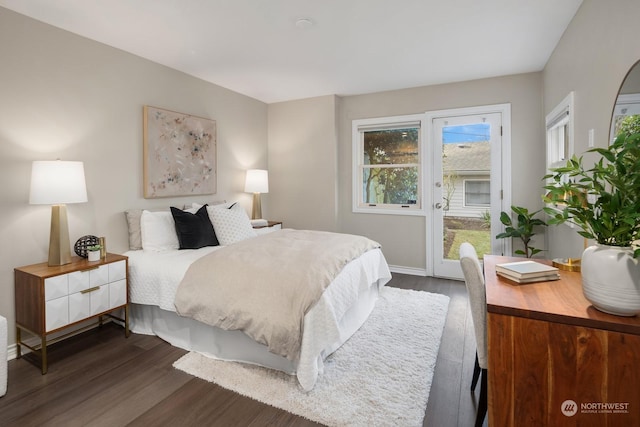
[81,286,101,294]
[80,266,100,273]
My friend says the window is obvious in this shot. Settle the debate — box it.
[546,92,574,171]
[464,180,490,206]
[352,114,424,214]
[545,92,575,224]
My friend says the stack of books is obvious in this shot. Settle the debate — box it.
[495,260,560,284]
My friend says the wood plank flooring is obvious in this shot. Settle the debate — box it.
[0,274,486,426]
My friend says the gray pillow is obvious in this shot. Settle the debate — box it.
[124,209,143,250]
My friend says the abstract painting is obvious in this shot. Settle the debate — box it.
[143,106,216,198]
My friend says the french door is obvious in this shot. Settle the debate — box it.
[427,105,510,279]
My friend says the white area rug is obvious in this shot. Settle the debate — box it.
[173,287,450,427]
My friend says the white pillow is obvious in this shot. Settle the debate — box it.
[140,210,179,251]
[192,200,233,210]
[207,204,257,245]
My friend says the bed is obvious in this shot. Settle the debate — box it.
[124,203,391,391]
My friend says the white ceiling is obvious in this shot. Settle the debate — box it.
[0,0,583,104]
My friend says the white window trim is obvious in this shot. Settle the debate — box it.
[352,114,426,216]
[546,91,574,171]
[545,91,575,225]
[463,179,491,207]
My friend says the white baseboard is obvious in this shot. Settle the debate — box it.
[7,343,18,361]
[389,265,428,276]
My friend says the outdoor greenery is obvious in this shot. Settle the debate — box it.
[617,114,640,136]
[543,115,640,257]
[447,229,491,259]
[363,128,419,204]
[481,210,491,228]
[496,205,547,258]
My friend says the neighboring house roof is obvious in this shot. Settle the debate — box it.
[443,141,490,174]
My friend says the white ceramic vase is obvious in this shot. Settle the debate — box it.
[88,250,100,262]
[581,244,640,316]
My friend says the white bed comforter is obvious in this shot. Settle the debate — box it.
[126,242,391,390]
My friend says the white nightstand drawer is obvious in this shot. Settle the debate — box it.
[44,275,68,301]
[68,291,91,323]
[89,265,109,287]
[109,279,127,308]
[68,270,91,294]
[109,260,126,282]
[45,297,69,332]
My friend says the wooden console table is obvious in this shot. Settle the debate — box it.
[484,255,640,426]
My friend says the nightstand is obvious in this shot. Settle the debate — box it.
[14,253,130,374]
[253,221,282,235]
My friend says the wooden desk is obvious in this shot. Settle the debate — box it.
[484,255,640,426]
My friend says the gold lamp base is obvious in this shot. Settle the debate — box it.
[48,204,72,266]
[552,257,581,272]
[251,192,263,220]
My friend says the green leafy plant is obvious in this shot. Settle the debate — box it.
[87,244,101,251]
[481,210,491,229]
[543,130,640,258]
[496,206,547,258]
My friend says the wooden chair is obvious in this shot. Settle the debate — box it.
[459,242,487,427]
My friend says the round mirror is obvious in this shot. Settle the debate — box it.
[610,60,640,143]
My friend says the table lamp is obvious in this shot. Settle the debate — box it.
[244,169,269,220]
[29,160,88,266]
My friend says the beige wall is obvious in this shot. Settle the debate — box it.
[267,95,339,231]
[338,73,544,270]
[267,73,545,271]
[543,0,640,259]
[0,9,268,345]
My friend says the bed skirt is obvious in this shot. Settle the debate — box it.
[130,278,385,389]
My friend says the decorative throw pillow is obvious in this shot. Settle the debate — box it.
[124,209,143,250]
[140,210,179,251]
[207,203,257,245]
[170,205,220,249]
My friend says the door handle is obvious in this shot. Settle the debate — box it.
[434,203,442,209]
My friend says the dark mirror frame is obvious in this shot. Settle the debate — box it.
[610,59,640,144]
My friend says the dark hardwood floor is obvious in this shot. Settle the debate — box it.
[0,274,485,426]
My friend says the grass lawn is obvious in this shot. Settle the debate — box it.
[447,229,491,259]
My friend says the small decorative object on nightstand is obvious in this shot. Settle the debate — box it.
[253,221,282,235]
[14,253,130,374]
[87,245,101,261]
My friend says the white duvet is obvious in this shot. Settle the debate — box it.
[125,245,391,390]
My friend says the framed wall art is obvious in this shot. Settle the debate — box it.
[143,105,217,198]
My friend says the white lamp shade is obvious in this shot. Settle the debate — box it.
[244,169,269,194]
[29,160,88,205]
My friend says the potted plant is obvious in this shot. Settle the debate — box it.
[496,205,547,258]
[543,125,640,316]
[87,244,101,261]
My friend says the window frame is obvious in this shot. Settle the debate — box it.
[352,114,426,215]
[546,91,574,172]
[545,92,575,225]
[463,179,491,207]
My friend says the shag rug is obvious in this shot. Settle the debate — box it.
[173,287,450,427]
